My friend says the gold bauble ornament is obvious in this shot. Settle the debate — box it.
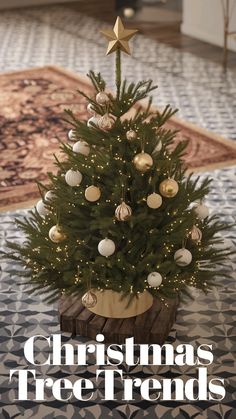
[133,152,153,173]
[49,225,67,243]
[96,92,109,105]
[159,178,179,198]
[189,225,202,243]
[126,130,137,141]
[115,201,132,221]
[85,185,101,202]
[98,114,114,131]
[146,193,162,209]
[82,291,97,308]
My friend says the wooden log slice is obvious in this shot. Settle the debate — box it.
[59,297,178,344]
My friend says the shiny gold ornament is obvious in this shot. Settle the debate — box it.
[49,225,67,243]
[85,185,101,202]
[189,225,202,243]
[82,291,97,308]
[126,130,137,141]
[133,152,153,173]
[98,114,114,131]
[146,193,162,209]
[115,201,132,221]
[159,178,179,198]
[100,16,138,55]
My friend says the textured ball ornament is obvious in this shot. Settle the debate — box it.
[146,193,162,209]
[98,238,115,257]
[82,291,97,308]
[193,203,209,220]
[174,248,192,266]
[68,129,77,141]
[115,201,132,221]
[159,178,179,198]
[85,185,101,202]
[147,272,163,287]
[36,199,50,216]
[98,114,114,131]
[87,116,99,128]
[96,92,109,105]
[126,130,137,141]
[87,103,96,114]
[190,225,202,243]
[49,225,67,243]
[133,152,153,173]
[72,141,90,156]
[65,169,82,187]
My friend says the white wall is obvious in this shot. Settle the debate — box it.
[0,0,78,9]
[181,0,236,52]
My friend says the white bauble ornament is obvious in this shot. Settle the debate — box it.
[36,199,49,216]
[68,129,76,141]
[193,203,209,220]
[87,103,96,114]
[98,238,115,257]
[126,130,137,141]
[96,92,109,105]
[85,185,101,202]
[82,291,97,308]
[45,190,56,202]
[147,272,163,287]
[153,140,162,154]
[174,248,192,266]
[115,201,132,221]
[97,114,114,131]
[49,225,67,243]
[65,169,82,187]
[87,116,99,128]
[73,141,90,156]
[133,152,153,172]
[146,193,162,209]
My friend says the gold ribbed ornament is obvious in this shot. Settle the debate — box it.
[82,291,97,308]
[189,225,202,243]
[115,201,132,221]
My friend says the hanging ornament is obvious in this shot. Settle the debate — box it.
[159,178,179,198]
[133,152,153,173]
[65,169,83,187]
[87,116,99,128]
[85,185,101,202]
[82,290,97,308]
[193,203,209,220]
[115,201,132,221]
[98,238,115,257]
[36,199,50,216]
[147,272,163,287]
[49,225,67,243]
[146,193,162,209]
[189,225,202,243]
[126,130,137,141]
[45,190,56,202]
[73,141,90,156]
[153,140,162,154]
[174,248,192,266]
[98,113,114,131]
[87,103,96,114]
[96,92,109,105]
[68,129,77,141]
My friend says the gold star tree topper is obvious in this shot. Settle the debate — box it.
[101,17,138,55]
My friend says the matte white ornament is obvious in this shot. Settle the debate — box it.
[174,248,192,266]
[87,103,96,114]
[45,190,56,202]
[147,272,163,287]
[98,238,115,257]
[96,92,109,105]
[65,169,82,187]
[72,141,90,156]
[36,199,49,216]
[87,116,99,128]
[146,193,162,209]
[126,130,137,141]
[68,129,76,141]
[193,203,209,220]
[153,140,162,154]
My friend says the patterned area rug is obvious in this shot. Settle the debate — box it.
[1,66,236,212]
[1,166,236,418]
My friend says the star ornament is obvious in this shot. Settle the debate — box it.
[100,17,138,55]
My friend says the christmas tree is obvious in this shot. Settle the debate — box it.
[6,18,231,311]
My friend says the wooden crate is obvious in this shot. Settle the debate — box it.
[59,296,178,344]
